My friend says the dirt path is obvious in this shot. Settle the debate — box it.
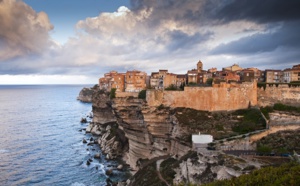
[156,159,171,186]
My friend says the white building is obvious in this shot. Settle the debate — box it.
[192,132,213,150]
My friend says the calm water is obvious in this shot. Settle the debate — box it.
[0,85,128,186]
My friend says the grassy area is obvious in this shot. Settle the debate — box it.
[232,108,266,134]
[160,158,178,184]
[130,161,167,186]
[257,129,300,154]
[260,103,300,119]
[175,108,266,140]
[204,163,300,186]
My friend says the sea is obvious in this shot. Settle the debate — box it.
[0,85,129,186]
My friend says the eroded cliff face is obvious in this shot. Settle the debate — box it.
[112,97,191,170]
[77,87,95,102]
[173,151,260,185]
[88,91,271,185]
[128,150,262,186]
[86,91,128,160]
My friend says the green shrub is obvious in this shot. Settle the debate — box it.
[165,84,178,90]
[138,90,147,99]
[109,88,116,99]
[205,163,300,186]
[274,103,300,113]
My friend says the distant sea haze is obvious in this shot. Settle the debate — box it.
[0,85,127,186]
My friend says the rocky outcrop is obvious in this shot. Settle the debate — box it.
[128,150,262,186]
[173,151,260,185]
[112,97,191,170]
[87,91,128,160]
[269,111,300,125]
[77,86,97,102]
[89,91,270,185]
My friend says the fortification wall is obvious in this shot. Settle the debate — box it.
[257,84,300,107]
[116,92,138,98]
[146,82,257,112]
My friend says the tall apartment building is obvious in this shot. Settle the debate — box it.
[283,64,300,83]
[265,70,283,83]
[99,71,125,92]
[187,69,198,84]
[150,70,186,89]
[125,70,147,92]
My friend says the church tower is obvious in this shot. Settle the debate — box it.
[197,60,203,73]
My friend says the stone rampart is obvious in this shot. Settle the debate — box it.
[116,92,139,98]
[257,85,300,107]
[146,82,257,112]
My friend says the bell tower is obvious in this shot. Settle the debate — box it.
[197,60,203,73]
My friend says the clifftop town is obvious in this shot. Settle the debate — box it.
[80,61,300,185]
[98,61,300,93]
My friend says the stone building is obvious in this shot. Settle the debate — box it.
[222,64,243,72]
[240,69,255,82]
[283,64,300,83]
[176,74,187,88]
[150,70,168,89]
[125,70,147,92]
[187,69,198,84]
[99,71,126,92]
[197,60,203,73]
[265,69,283,83]
[164,73,177,88]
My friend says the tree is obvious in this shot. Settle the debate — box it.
[138,90,147,99]
[206,78,213,85]
[110,88,116,99]
[180,82,185,90]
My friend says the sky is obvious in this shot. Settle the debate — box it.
[0,0,300,84]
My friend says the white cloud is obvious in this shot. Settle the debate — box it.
[1,0,298,85]
[0,0,53,61]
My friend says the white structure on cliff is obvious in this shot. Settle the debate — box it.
[192,132,213,151]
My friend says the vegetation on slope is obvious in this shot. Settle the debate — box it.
[129,161,167,186]
[257,129,300,155]
[138,90,147,99]
[174,108,266,140]
[204,163,300,186]
[261,103,300,119]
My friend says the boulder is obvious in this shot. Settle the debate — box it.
[86,123,93,133]
[117,164,123,170]
[80,117,87,123]
[106,169,113,176]
[82,138,87,143]
[86,161,91,166]
[94,153,101,159]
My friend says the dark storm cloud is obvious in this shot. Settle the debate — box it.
[130,0,300,25]
[166,30,213,51]
[213,0,300,24]
[211,21,300,55]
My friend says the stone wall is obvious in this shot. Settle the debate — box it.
[116,92,139,98]
[257,84,300,107]
[146,82,257,112]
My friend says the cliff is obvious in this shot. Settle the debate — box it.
[112,96,191,170]
[77,86,98,102]
[87,90,270,185]
[128,150,262,186]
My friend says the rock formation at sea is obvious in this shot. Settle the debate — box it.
[77,85,98,102]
